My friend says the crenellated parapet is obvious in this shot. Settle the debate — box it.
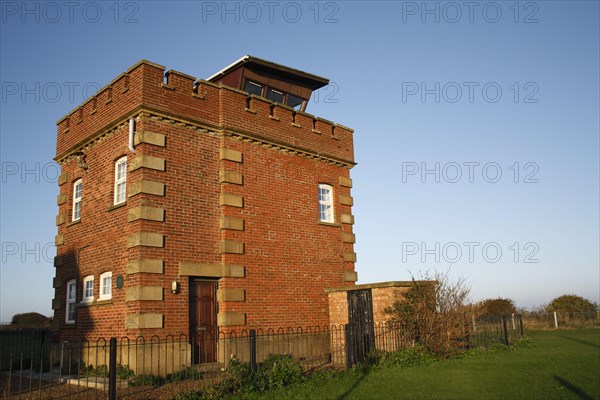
[56,60,354,166]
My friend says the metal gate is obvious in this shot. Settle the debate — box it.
[346,289,375,367]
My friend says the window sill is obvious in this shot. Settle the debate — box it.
[107,202,126,212]
[318,221,341,228]
[67,219,81,227]
[78,299,112,307]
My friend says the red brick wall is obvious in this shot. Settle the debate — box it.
[327,285,413,328]
[56,62,354,165]
[218,136,354,330]
[53,124,133,340]
[52,60,356,340]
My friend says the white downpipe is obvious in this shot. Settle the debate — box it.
[128,118,136,154]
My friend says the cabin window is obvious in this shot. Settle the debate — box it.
[267,88,285,104]
[244,81,263,96]
[287,93,303,109]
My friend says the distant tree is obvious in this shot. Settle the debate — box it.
[478,298,517,317]
[10,312,51,328]
[546,295,598,317]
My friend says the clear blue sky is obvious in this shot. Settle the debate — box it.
[1,1,598,322]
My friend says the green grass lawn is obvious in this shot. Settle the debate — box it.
[236,329,600,400]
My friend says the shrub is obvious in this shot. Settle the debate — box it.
[79,364,108,378]
[546,295,598,317]
[377,346,438,368]
[477,298,517,318]
[261,354,305,390]
[117,364,135,379]
[384,270,471,357]
[171,354,306,399]
[10,312,51,329]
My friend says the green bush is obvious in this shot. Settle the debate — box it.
[375,346,438,368]
[117,364,135,379]
[172,391,205,400]
[80,364,109,378]
[79,363,134,380]
[171,354,306,399]
[261,354,305,390]
[129,373,165,387]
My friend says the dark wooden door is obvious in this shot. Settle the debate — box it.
[190,280,217,364]
[346,289,375,366]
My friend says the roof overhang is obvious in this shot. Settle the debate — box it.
[207,55,329,90]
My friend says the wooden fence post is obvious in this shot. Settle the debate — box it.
[519,314,524,336]
[501,316,509,345]
[511,313,516,330]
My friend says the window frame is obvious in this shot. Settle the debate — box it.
[318,183,334,223]
[286,93,304,110]
[267,88,285,104]
[244,81,263,97]
[99,271,112,301]
[113,157,127,205]
[243,80,305,110]
[82,275,94,303]
[65,279,76,324]
[72,179,82,221]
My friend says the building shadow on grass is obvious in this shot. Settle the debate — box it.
[557,335,600,349]
[554,376,596,400]
[336,366,371,400]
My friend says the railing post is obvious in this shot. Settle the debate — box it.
[249,329,257,372]
[501,316,509,345]
[108,337,117,400]
[344,324,352,370]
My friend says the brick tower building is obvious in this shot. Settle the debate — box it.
[51,57,357,354]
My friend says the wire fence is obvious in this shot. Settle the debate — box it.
[1,317,523,399]
[520,311,600,330]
